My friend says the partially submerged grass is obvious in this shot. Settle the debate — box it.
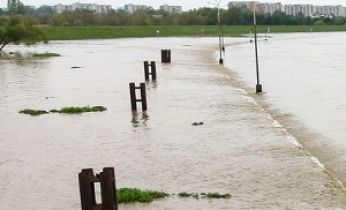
[178,192,199,199]
[32,52,61,58]
[117,188,169,203]
[201,192,231,199]
[19,109,49,116]
[19,106,107,116]
[52,106,107,114]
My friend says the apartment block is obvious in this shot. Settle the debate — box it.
[160,4,183,14]
[53,3,111,14]
[124,4,151,14]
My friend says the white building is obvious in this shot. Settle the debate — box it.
[285,4,313,17]
[53,2,112,14]
[124,4,151,14]
[160,4,182,14]
[263,3,284,15]
[228,1,256,10]
[313,5,346,17]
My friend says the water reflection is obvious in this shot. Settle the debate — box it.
[131,111,149,128]
[0,51,42,67]
[145,80,158,89]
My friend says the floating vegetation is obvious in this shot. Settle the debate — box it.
[19,109,49,116]
[201,192,231,199]
[178,192,231,199]
[51,106,107,114]
[32,52,60,58]
[117,188,169,203]
[178,192,199,199]
[192,122,204,126]
[19,106,107,116]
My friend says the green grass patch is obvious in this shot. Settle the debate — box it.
[19,109,49,116]
[19,106,107,116]
[51,106,107,114]
[117,188,169,203]
[43,25,346,40]
[32,52,61,58]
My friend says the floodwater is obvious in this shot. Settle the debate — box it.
[0,36,346,210]
[226,32,346,186]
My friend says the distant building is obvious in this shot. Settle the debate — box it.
[124,4,150,14]
[52,2,112,14]
[160,4,182,14]
[285,4,314,17]
[313,5,346,17]
[263,3,284,15]
[228,1,346,17]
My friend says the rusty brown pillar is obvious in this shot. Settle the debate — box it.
[79,169,96,210]
[129,83,137,111]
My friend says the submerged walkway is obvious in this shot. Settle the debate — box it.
[0,38,346,210]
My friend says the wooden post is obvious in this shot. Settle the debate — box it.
[129,83,137,111]
[150,61,157,80]
[103,167,117,210]
[100,172,116,210]
[129,83,147,111]
[79,169,96,210]
[144,61,150,80]
[161,49,171,63]
[140,83,147,111]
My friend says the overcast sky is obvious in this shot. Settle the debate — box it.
[0,1,345,10]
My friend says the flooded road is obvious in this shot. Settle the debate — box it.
[226,32,346,186]
[1,37,346,210]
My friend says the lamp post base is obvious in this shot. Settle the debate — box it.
[256,84,262,93]
[219,58,223,64]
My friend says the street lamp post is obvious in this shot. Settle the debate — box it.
[253,1,262,93]
[209,0,224,64]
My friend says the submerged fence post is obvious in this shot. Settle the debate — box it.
[129,82,147,111]
[129,83,137,111]
[161,49,171,63]
[79,169,96,210]
[144,61,150,80]
[79,168,118,210]
[144,61,157,81]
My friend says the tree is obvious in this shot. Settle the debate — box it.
[8,0,25,15]
[0,17,47,51]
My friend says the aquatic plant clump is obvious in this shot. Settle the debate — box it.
[32,52,61,58]
[19,106,107,116]
[52,106,107,114]
[19,109,49,116]
[117,188,169,203]
[201,192,231,199]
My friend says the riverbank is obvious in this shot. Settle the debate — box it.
[43,25,346,40]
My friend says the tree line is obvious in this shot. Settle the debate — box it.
[1,4,346,26]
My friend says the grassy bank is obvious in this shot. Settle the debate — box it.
[43,25,346,40]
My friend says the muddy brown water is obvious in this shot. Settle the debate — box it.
[1,37,346,210]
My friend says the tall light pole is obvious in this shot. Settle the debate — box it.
[253,1,262,93]
[209,0,224,64]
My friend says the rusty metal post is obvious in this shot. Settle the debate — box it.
[140,83,147,111]
[103,167,117,210]
[100,171,117,210]
[79,169,96,210]
[161,49,171,63]
[144,61,150,80]
[129,83,137,111]
[150,61,157,80]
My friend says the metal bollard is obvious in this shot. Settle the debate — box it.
[161,49,171,63]
[129,83,147,111]
[144,61,157,81]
